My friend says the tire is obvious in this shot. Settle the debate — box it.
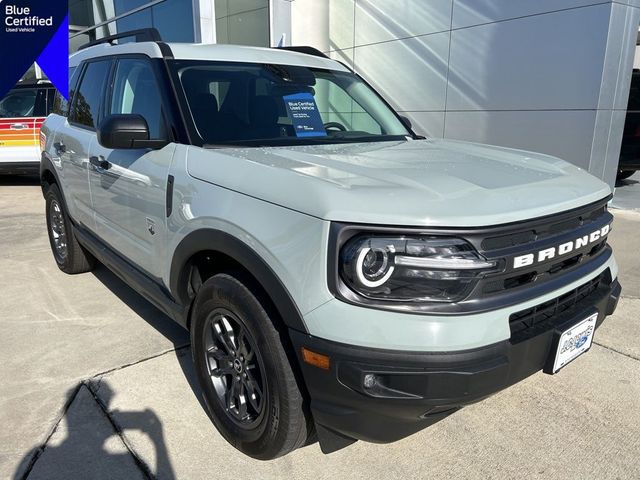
[617,169,636,181]
[45,183,95,274]
[191,273,309,459]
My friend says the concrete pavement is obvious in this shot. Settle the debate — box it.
[611,170,640,211]
[1,177,639,479]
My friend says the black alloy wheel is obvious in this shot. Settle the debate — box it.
[191,273,310,459]
[203,308,267,428]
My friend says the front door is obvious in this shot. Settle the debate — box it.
[60,60,112,229]
[88,57,175,279]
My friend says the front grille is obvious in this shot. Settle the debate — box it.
[481,203,607,251]
[482,239,608,295]
[509,272,607,343]
[473,198,612,297]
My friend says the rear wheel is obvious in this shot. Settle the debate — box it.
[45,184,95,274]
[191,273,309,459]
[617,169,636,181]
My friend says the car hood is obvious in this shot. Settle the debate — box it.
[186,139,611,227]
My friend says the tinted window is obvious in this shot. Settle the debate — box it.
[70,61,111,128]
[52,67,79,117]
[174,61,409,146]
[109,58,167,139]
[0,88,40,118]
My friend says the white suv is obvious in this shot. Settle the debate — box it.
[40,29,621,459]
[0,80,55,174]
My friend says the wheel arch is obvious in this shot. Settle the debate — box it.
[40,153,60,195]
[170,229,308,334]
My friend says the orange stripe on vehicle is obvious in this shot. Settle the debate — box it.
[0,136,36,141]
[0,130,37,136]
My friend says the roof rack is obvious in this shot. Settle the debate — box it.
[275,46,329,59]
[79,28,162,51]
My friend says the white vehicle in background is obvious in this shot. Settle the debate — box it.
[0,80,55,175]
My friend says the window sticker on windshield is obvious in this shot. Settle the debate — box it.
[283,93,327,137]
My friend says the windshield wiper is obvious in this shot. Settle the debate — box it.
[201,135,409,149]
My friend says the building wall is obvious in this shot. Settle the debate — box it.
[65,0,639,187]
[288,0,640,187]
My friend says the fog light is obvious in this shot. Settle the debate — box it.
[363,374,377,389]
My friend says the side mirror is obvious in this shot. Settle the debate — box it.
[399,115,413,131]
[97,114,168,150]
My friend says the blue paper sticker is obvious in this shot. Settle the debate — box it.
[283,93,327,138]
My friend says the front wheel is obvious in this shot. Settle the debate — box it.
[191,273,310,459]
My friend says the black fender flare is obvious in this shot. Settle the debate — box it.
[170,229,308,333]
[40,152,62,193]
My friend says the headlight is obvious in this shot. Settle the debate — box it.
[340,236,497,303]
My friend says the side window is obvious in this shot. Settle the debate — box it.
[52,67,79,117]
[69,61,111,129]
[110,59,167,139]
[0,89,38,118]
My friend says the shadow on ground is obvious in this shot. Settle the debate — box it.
[13,381,176,480]
[612,171,640,210]
[616,176,638,189]
[11,265,212,479]
[90,265,209,414]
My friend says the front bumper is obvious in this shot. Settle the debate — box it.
[290,277,621,451]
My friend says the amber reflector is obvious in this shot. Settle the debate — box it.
[301,348,330,370]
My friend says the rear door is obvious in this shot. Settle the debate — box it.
[88,56,176,279]
[0,86,47,166]
[57,59,113,229]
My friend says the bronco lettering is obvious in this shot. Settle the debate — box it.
[512,224,610,269]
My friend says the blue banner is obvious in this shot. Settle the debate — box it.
[0,0,69,99]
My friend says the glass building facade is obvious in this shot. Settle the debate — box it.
[68,0,271,52]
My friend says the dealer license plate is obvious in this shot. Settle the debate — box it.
[551,312,598,374]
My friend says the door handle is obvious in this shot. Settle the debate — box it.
[89,156,111,170]
[53,142,66,154]
[10,123,27,130]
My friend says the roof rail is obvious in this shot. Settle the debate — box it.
[79,28,162,51]
[275,46,329,59]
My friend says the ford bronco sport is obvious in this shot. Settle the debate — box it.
[40,29,621,459]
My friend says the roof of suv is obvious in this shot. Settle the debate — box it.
[70,41,348,72]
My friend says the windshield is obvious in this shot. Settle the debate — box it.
[170,60,411,147]
[0,88,37,118]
